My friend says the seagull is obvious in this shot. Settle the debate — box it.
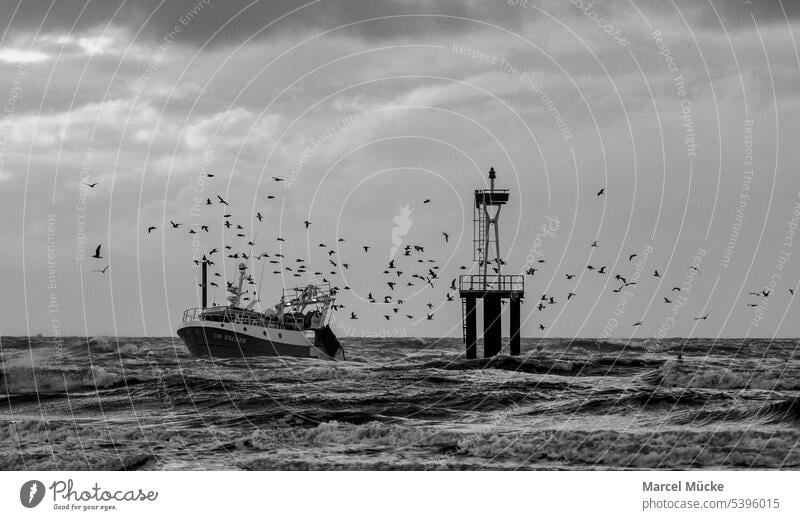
[272,177,284,182]
[597,266,607,274]
[790,288,795,295]
[693,312,711,321]
[170,221,182,228]
[565,273,575,280]
[363,246,371,252]
[201,225,209,232]
[762,290,771,298]
[147,226,157,233]
[350,312,358,320]
[442,232,449,243]
[206,198,213,205]
[653,269,661,278]
[91,245,102,259]
[304,221,311,229]
[93,265,109,274]
[672,287,681,292]
[591,240,598,247]
[567,292,576,300]
[216,195,228,205]
[256,212,263,222]
[538,324,545,331]
[84,182,98,188]
[597,188,605,196]
[423,199,431,204]
[664,297,672,304]
[426,314,434,320]
[633,321,643,326]
[628,254,637,261]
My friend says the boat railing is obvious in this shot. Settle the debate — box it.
[182,307,307,330]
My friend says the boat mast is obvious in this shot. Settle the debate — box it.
[227,262,247,307]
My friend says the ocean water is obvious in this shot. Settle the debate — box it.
[1,336,798,470]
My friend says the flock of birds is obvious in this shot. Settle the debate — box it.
[83,176,457,325]
[81,178,796,335]
[520,187,794,332]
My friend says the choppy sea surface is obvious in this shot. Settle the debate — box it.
[1,336,799,470]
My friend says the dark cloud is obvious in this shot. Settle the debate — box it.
[638,0,800,30]
[2,0,532,47]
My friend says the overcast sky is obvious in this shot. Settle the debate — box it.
[1,0,799,339]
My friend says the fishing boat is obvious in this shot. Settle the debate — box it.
[177,262,344,360]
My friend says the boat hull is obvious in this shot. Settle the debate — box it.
[177,320,341,360]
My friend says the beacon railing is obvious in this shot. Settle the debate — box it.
[458,274,524,293]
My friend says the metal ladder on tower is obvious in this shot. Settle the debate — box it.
[473,204,486,263]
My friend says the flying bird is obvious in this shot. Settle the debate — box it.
[170,220,181,228]
[694,312,711,321]
[91,245,102,259]
[217,195,228,205]
[628,254,637,261]
[597,188,605,196]
[304,221,311,229]
[93,265,109,274]
[147,226,157,233]
[442,232,449,243]
[653,269,661,278]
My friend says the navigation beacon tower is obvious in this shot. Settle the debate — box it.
[459,167,524,359]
